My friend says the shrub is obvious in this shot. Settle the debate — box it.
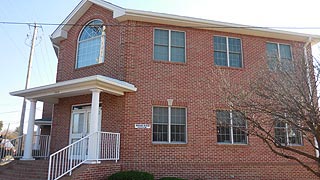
[158,178,186,180]
[108,171,154,180]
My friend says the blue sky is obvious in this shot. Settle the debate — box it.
[1,0,320,131]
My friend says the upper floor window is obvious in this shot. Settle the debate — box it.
[216,110,247,144]
[154,29,186,63]
[274,119,302,146]
[76,20,105,68]
[152,106,187,143]
[214,36,242,68]
[266,42,292,71]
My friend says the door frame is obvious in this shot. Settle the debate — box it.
[69,104,102,160]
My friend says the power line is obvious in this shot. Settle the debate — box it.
[0,108,43,115]
[1,21,320,30]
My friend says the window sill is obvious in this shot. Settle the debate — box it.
[217,142,248,146]
[152,142,187,145]
[278,144,303,147]
[214,65,244,71]
[153,59,187,66]
[75,62,104,71]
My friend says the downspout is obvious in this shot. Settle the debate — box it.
[304,37,319,158]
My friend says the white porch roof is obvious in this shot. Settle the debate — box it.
[10,75,137,104]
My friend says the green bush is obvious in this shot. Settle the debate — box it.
[107,171,154,180]
[158,178,186,180]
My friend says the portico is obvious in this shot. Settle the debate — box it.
[10,75,137,161]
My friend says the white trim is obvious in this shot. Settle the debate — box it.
[10,75,137,103]
[51,0,125,44]
[51,0,320,49]
[122,8,320,44]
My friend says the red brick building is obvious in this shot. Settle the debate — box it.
[10,0,320,179]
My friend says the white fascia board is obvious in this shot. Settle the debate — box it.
[51,0,88,41]
[35,121,52,126]
[10,75,137,102]
[89,0,125,18]
[120,9,320,43]
[51,0,125,46]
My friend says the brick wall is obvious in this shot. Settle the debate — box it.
[61,161,121,180]
[51,4,318,179]
[42,103,53,119]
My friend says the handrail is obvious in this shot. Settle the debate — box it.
[0,135,50,162]
[47,131,120,180]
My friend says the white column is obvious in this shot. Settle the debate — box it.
[21,99,37,160]
[33,125,41,150]
[87,89,102,163]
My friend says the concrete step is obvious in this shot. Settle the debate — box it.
[0,160,49,180]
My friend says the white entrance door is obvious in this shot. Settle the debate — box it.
[70,106,101,160]
[70,109,89,159]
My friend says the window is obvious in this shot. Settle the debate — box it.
[152,106,186,143]
[76,20,105,68]
[266,43,292,71]
[154,29,185,63]
[216,110,247,144]
[214,36,242,68]
[274,119,302,145]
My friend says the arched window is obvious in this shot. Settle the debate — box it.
[76,20,105,68]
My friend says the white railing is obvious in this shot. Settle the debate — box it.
[47,131,120,180]
[32,135,51,158]
[0,135,50,162]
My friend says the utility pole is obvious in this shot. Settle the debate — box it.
[18,23,38,137]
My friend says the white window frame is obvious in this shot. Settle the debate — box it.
[75,19,106,69]
[153,28,186,63]
[274,119,303,146]
[214,36,243,68]
[216,110,248,145]
[152,105,187,144]
[266,42,293,60]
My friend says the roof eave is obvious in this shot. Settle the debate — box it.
[50,0,125,47]
[117,9,320,44]
[10,75,137,104]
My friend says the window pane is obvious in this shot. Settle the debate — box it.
[79,20,103,41]
[228,38,241,53]
[153,107,168,123]
[77,38,101,68]
[154,45,169,61]
[267,43,279,70]
[280,44,292,61]
[153,107,169,142]
[171,47,185,62]
[153,124,168,142]
[274,119,287,144]
[214,52,227,66]
[171,31,185,47]
[154,29,169,45]
[214,36,227,51]
[72,113,85,133]
[266,43,278,57]
[229,53,242,68]
[171,108,186,142]
[288,125,302,145]
[216,110,231,143]
[232,111,247,144]
[233,127,247,144]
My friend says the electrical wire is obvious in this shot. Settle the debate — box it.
[1,21,320,30]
